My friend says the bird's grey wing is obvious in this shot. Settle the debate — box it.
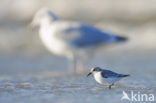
[55,23,116,48]
[101,70,121,78]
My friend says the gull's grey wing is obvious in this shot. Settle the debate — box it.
[54,22,117,47]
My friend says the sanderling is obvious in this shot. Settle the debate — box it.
[87,67,130,89]
[30,8,127,73]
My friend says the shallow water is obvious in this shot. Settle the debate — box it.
[0,74,155,103]
[0,52,156,103]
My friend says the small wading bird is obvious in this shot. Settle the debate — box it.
[30,8,128,73]
[87,67,130,89]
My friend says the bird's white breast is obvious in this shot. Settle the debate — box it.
[93,72,106,84]
[39,25,69,56]
[93,72,121,85]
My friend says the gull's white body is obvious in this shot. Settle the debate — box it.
[39,22,72,57]
[31,8,127,72]
[38,21,109,58]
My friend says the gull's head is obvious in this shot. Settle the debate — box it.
[87,67,102,77]
[30,8,58,28]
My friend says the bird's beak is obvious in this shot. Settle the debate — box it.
[87,72,92,77]
[27,19,38,31]
[27,22,34,31]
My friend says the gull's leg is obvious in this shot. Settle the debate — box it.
[76,60,85,73]
[68,57,76,73]
[76,52,93,73]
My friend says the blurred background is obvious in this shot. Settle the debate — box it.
[0,0,156,103]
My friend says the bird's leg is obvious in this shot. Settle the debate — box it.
[68,57,76,74]
[109,85,112,89]
[76,60,85,73]
[109,83,114,89]
[76,53,93,73]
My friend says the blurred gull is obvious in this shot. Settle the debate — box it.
[30,8,127,73]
